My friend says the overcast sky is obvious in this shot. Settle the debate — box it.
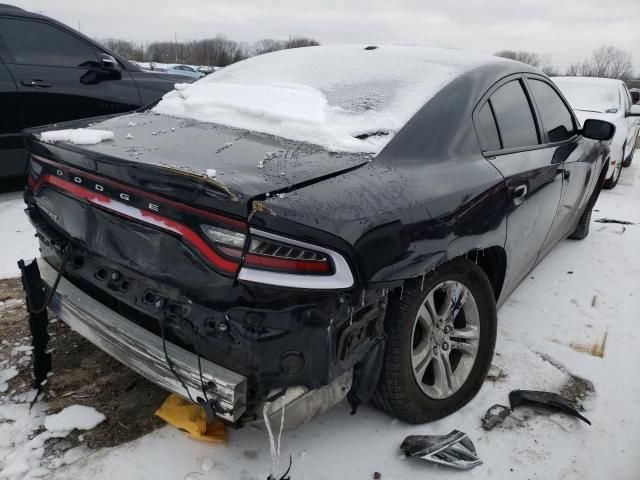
[12,0,640,73]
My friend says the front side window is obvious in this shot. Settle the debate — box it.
[490,80,539,149]
[529,79,576,143]
[0,18,98,67]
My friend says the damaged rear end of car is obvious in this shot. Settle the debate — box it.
[21,116,386,428]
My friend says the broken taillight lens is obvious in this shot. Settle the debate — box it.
[200,225,247,259]
[244,236,332,274]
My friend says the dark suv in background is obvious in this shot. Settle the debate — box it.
[0,4,191,180]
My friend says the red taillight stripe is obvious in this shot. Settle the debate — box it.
[41,174,239,274]
[244,253,330,274]
[30,154,245,229]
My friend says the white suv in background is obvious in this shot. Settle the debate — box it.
[552,76,640,189]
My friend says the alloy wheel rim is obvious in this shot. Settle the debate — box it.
[410,280,480,400]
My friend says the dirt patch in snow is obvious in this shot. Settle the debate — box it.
[0,277,167,456]
[568,328,608,358]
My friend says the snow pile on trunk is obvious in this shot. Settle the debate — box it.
[44,405,106,433]
[40,129,114,145]
[153,45,501,153]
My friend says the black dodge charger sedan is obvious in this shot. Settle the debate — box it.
[0,4,191,180]
[20,45,614,427]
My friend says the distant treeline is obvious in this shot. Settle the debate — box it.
[101,36,320,67]
[495,45,635,80]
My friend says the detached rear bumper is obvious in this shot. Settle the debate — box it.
[38,258,247,422]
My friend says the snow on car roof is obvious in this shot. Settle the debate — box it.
[153,45,506,153]
[552,76,623,114]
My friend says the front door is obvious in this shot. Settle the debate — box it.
[0,17,141,129]
[525,77,600,256]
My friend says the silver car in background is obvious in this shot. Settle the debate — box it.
[552,76,640,189]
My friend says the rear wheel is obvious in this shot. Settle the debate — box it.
[373,259,497,424]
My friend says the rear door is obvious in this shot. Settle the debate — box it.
[526,76,599,255]
[474,76,563,296]
[0,16,141,129]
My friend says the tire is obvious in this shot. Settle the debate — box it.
[603,151,623,190]
[373,258,497,424]
[622,146,634,167]
[569,207,592,240]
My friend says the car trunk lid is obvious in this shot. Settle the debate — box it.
[23,111,371,218]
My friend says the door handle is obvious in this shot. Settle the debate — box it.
[557,168,571,181]
[21,79,52,88]
[512,184,528,206]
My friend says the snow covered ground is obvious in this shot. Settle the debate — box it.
[0,191,39,279]
[1,156,639,479]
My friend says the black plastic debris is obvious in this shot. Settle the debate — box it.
[509,390,591,425]
[481,404,511,431]
[400,430,482,470]
[594,218,635,225]
[18,259,52,389]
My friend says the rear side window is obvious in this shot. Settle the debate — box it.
[477,102,501,151]
[490,80,539,149]
[0,18,98,67]
[529,79,576,143]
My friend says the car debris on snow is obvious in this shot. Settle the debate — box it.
[594,218,634,225]
[399,430,482,470]
[509,390,591,425]
[481,404,511,431]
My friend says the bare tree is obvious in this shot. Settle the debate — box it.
[565,46,633,79]
[117,35,319,67]
[495,50,541,68]
[102,39,144,61]
[284,36,320,49]
[254,39,285,55]
[495,49,562,76]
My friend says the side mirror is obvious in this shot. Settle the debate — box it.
[627,104,640,117]
[581,119,615,141]
[99,53,120,71]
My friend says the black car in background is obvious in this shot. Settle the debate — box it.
[0,4,191,180]
[21,46,616,427]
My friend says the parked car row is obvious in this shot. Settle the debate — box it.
[22,44,633,428]
[0,4,195,179]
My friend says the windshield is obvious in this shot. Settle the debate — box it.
[152,45,501,153]
[553,78,621,114]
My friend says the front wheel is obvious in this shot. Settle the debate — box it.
[373,259,497,424]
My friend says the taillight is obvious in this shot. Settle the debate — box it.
[244,236,332,274]
[201,225,247,259]
[238,229,354,290]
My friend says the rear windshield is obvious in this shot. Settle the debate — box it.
[153,45,498,153]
